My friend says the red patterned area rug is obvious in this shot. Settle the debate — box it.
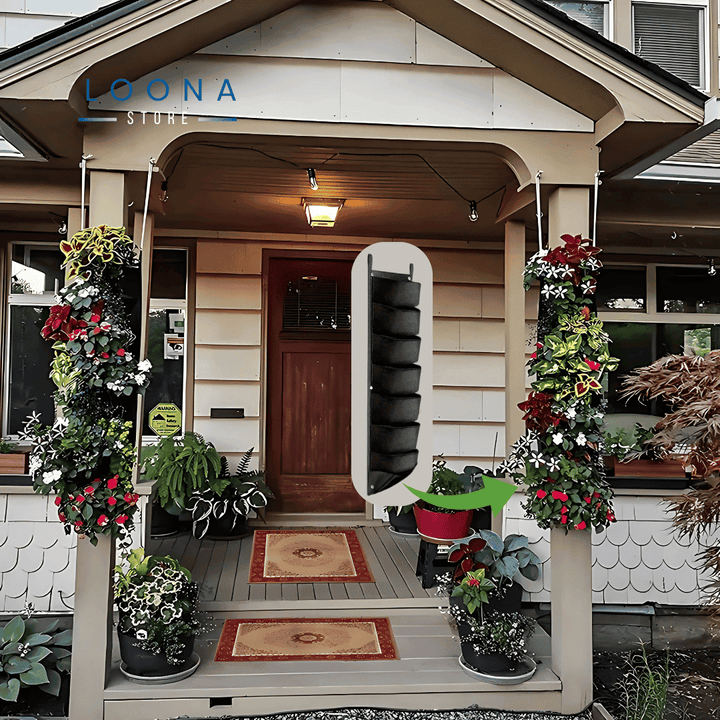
[215,618,399,662]
[249,529,374,583]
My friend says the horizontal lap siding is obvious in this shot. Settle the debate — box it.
[192,242,533,474]
[194,241,263,459]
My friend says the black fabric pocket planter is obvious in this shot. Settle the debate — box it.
[370,449,419,475]
[370,423,420,454]
[372,334,421,365]
[370,393,421,424]
[371,364,421,396]
[372,303,421,337]
[372,277,421,308]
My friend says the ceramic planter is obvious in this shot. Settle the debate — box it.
[413,504,473,541]
[387,507,417,535]
[117,629,194,677]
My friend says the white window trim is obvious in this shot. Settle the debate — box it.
[631,0,709,92]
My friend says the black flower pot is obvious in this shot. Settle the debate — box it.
[370,423,420,454]
[372,277,421,307]
[460,642,518,673]
[387,508,417,535]
[150,502,180,538]
[202,512,250,540]
[371,393,421,424]
[449,596,476,639]
[118,630,194,676]
[372,334,421,365]
[484,581,523,616]
[372,303,421,337]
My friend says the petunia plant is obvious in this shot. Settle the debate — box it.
[20,225,151,545]
[500,234,618,532]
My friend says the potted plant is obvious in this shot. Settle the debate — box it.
[447,531,541,614]
[413,456,474,541]
[603,422,685,478]
[0,439,29,474]
[113,548,205,679]
[384,504,417,535]
[141,432,222,536]
[188,447,273,540]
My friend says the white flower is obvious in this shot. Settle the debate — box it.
[546,456,561,472]
[552,432,563,445]
[565,407,577,419]
[138,359,152,372]
[528,451,545,468]
[576,433,587,446]
[541,285,555,301]
[42,469,62,485]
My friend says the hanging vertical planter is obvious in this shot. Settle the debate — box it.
[501,235,618,532]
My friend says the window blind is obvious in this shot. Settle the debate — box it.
[633,3,702,87]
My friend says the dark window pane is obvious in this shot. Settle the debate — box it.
[11,244,64,294]
[596,267,646,311]
[545,1,607,35]
[8,305,55,434]
[150,249,187,300]
[656,266,720,313]
[142,309,185,435]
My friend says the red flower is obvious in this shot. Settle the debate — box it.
[107,497,117,506]
[467,577,480,588]
[76,494,84,503]
[117,348,126,357]
[585,358,601,372]
[551,490,568,501]
[41,305,79,342]
[54,496,62,506]
[58,512,66,522]
[91,314,101,323]
[607,511,616,522]
[100,352,109,359]
[593,492,600,498]
[74,520,83,528]
[531,352,537,360]
[536,343,543,349]
[536,489,547,499]
[116,515,129,525]
[97,515,109,526]
[124,492,134,504]
[560,505,568,515]
[93,327,101,335]
[581,306,591,321]
[584,497,592,504]
[85,486,95,495]
[575,521,587,530]
[560,515,568,524]
[107,477,118,489]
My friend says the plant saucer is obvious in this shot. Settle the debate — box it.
[119,652,200,685]
[458,654,537,685]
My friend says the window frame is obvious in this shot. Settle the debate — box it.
[4,241,65,439]
[631,0,708,91]
[545,0,613,39]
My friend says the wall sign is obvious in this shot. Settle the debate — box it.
[149,402,182,437]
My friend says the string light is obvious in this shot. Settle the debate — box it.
[709,259,716,276]
[468,201,478,222]
[307,168,318,191]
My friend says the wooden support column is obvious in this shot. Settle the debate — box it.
[548,186,593,715]
[502,220,526,535]
[66,207,83,240]
[68,170,126,720]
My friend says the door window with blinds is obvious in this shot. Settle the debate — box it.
[544,1,609,36]
[633,2,705,88]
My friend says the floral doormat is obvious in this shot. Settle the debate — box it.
[249,529,374,583]
[214,618,398,662]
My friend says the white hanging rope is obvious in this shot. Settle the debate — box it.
[535,170,544,252]
[592,171,603,246]
[79,154,93,230]
[140,158,156,252]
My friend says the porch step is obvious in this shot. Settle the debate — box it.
[251,512,383,527]
[103,606,561,719]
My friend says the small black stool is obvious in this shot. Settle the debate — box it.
[415,537,456,589]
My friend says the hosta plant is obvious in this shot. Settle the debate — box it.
[188,448,273,539]
[114,549,206,665]
[500,235,617,532]
[0,614,72,703]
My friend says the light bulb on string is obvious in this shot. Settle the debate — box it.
[307,168,318,191]
[468,201,478,222]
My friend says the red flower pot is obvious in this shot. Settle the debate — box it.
[413,504,473,541]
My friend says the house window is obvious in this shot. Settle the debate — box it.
[544,1,610,37]
[599,263,720,415]
[4,243,64,436]
[142,248,188,437]
[632,2,705,88]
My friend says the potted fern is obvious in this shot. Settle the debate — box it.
[188,448,273,540]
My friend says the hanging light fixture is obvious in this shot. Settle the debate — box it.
[302,198,344,228]
[307,168,319,191]
[468,201,478,222]
[709,258,717,277]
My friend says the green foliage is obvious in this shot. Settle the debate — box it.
[0,440,17,454]
[0,615,71,704]
[142,432,223,511]
[114,548,205,665]
[603,423,657,462]
[451,569,496,615]
[419,456,468,514]
[188,447,274,539]
[622,646,669,720]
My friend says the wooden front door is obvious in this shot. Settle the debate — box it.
[266,256,363,513]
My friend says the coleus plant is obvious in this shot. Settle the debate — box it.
[500,234,618,532]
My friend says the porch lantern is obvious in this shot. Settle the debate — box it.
[302,198,344,228]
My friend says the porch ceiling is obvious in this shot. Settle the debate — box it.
[156,141,518,240]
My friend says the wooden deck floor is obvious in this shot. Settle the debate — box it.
[146,525,437,606]
[105,523,562,718]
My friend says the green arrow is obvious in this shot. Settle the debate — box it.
[405,476,516,517]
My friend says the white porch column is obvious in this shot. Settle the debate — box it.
[548,186,593,715]
[68,170,126,720]
[502,220,526,535]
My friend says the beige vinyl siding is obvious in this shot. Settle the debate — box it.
[191,239,536,475]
